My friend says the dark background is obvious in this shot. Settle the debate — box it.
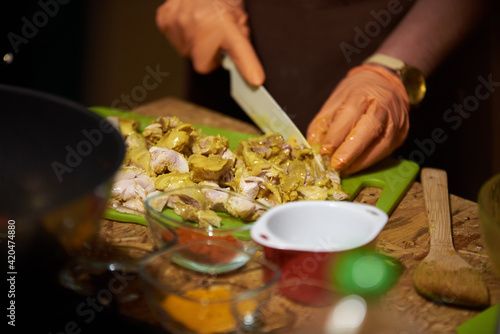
[1,0,499,201]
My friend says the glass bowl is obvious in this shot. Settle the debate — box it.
[234,278,404,334]
[478,173,500,277]
[138,240,281,334]
[233,279,340,333]
[145,185,270,255]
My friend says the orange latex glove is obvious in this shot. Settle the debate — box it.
[156,0,264,86]
[307,64,410,175]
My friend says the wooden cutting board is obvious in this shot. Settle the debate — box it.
[97,97,500,333]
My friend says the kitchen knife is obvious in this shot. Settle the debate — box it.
[222,55,325,171]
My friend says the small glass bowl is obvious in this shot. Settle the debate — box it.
[145,185,270,255]
[234,278,405,334]
[233,279,340,333]
[138,240,281,334]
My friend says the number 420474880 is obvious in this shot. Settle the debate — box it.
[7,220,15,271]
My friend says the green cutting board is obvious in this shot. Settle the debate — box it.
[91,106,419,225]
[341,156,419,214]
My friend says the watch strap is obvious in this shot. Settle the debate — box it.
[363,54,406,72]
[363,53,426,106]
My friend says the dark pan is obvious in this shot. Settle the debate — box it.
[0,84,125,332]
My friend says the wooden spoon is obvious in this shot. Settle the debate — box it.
[412,168,489,309]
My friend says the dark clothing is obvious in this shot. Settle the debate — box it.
[186,0,494,201]
[245,0,413,133]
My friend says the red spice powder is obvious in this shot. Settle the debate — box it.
[162,229,243,264]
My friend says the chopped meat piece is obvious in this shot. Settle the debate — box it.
[198,180,220,187]
[121,198,145,213]
[189,154,233,182]
[125,147,152,175]
[159,188,222,228]
[200,186,230,211]
[172,203,199,222]
[112,179,146,201]
[328,183,349,201]
[113,117,140,137]
[284,160,307,186]
[325,169,341,185]
[197,209,221,228]
[331,192,349,201]
[192,135,229,155]
[237,171,262,199]
[134,174,156,194]
[114,166,145,181]
[155,173,195,191]
[110,166,157,213]
[156,129,191,153]
[237,141,268,167]
[167,193,204,211]
[297,185,328,201]
[147,190,161,199]
[125,131,147,149]
[142,123,163,144]
[156,116,181,131]
[221,149,236,161]
[149,146,189,174]
[225,196,265,221]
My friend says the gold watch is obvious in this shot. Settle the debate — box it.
[363,53,426,106]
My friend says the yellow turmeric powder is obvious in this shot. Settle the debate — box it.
[162,286,236,333]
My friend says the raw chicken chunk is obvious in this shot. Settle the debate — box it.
[149,146,189,174]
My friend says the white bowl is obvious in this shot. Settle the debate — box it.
[251,201,388,252]
[250,201,388,285]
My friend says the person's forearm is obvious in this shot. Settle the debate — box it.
[376,0,490,77]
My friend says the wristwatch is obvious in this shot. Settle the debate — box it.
[363,53,426,106]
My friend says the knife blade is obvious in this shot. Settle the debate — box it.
[222,55,325,170]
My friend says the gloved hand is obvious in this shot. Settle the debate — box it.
[307,64,410,175]
[156,0,265,86]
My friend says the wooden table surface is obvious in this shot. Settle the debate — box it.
[99,97,500,334]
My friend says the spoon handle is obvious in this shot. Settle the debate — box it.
[421,168,454,250]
